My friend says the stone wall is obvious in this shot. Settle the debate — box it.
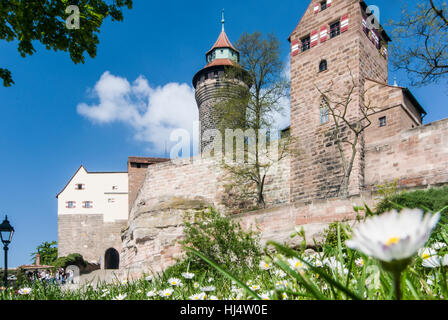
[365,118,448,190]
[58,214,127,265]
[121,194,375,278]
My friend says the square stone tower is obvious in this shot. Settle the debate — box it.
[289,0,390,203]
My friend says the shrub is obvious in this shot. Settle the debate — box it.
[376,186,448,214]
[322,222,350,249]
[180,207,262,276]
[375,186,448,243]
[53,253,87,269]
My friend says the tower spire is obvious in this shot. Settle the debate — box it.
[221,9,225,32]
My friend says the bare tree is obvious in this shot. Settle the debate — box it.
[214,32,291,210]
[315,69,379,198]
[390,0,448,86]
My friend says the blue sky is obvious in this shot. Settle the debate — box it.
[0,0,447,267]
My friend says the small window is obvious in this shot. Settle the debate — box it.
[330,21,341,38]
[320,98,329,124]
[321,0,327,11]
[112,186,118,191]
[75,184,84,190]
[66,201,76,209]
[83,201,93,209]
[319,60,328,72]
[301,36,311,52]
[379,117,387,127]
[108,198,115,203]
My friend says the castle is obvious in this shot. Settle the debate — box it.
[58,0,448,276]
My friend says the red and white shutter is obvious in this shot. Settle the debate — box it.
[291,40,300,56]
[341,14,349,33]
[362,16,367,34]
[327,0,332,7]
[314,3,320,14]
[311,30,319,47]
[371,30,380,49]
[320,26,328,43]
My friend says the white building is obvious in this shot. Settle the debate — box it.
[57,165,128,269]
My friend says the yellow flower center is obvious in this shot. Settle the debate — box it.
[422,253,430,260]
[386,237,400,246]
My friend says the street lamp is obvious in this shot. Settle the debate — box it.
[0,216,14,287]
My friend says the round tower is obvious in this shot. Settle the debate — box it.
[193,11,250,153]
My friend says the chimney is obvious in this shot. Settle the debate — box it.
[35,253,41,266]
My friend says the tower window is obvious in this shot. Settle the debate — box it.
[330,21,341,38]
[320,98,329,124]
[319,60,328,72]
[301,36,311,52]
[379,116,387,127]
[321,1,327,11]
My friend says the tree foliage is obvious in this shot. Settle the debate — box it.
[390,0,448,87]
[214,32,290,208]
[30,241,58,265]
[0,0,133,86]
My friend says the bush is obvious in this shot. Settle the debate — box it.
[376,186,448,214]
[376,186,448,243]
[53,253,87,269]
[322,222,350,249]
[180,207,262,276]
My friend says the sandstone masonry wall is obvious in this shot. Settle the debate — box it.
[58,214,126,265]
[365,118,448,190]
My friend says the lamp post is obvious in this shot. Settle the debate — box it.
[0,216,14,287]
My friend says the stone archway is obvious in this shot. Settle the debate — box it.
[104,248,119,270]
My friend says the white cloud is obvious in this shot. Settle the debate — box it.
[77,71,199,155]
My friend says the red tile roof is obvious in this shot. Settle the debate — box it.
[205,58,238,68]
[207,30,238,54]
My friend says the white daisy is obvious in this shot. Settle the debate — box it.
[432,242,447,250]
[260,261,271,271]
[146,290,156,297]
[145,275,153,281]
[112,294,127,300]
[273,269,287,278]
[189,292,206,300]
[193,282,200,289]
[250,285,261,291]
[182,272,195,280]
[200,286,216,292]
[419,247,438,260]
[355,258,364,267]
[120,280,128,285]
[18,288,32,295]
[167,278,183,286]
[287,257,307,271]
[209,295,219,300]
[346,209,440,267]
[159,288,174,298]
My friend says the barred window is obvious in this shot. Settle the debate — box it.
[330,21,341,38]
[301,36,311,52]
[319,60,328,72]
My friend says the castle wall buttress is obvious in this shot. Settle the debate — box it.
[289,0,389,203]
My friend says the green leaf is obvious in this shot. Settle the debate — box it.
[267,241,362,300]
[186,247,261,300]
